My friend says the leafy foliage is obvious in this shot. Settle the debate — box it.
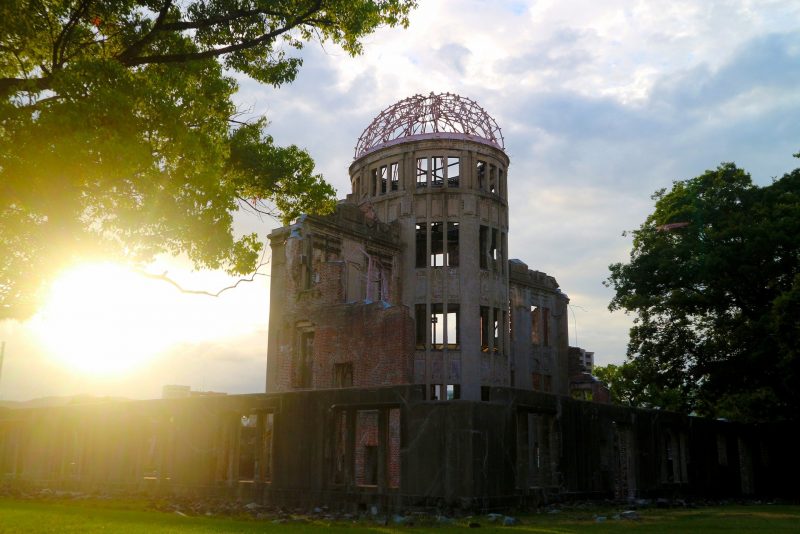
[606,162,800,422]
[0,0,415,318]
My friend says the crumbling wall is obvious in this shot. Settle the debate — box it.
[1,388,796,510]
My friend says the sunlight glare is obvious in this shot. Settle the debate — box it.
[29,262,239,376]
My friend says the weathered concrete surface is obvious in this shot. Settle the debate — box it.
[1,387,796,510]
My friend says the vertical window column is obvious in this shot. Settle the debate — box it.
[447,157,460,187]
[416,157,428,188]
[390,163,399,191]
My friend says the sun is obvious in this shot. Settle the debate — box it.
[30,263,184,375]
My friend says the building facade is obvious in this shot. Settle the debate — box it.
[266,93,570,401]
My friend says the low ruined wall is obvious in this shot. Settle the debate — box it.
[0,387,795,510]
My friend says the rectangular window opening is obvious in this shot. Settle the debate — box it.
[481,386,490,401]
[380,165,388,194]
[430,222,444,267]
[543,375,552,393]
[371,168,378,196]
[355,410,379,487]
[493,308,501,352]
[431,303,457,350]
[498,168,504,196]
[334,362,354,388]
[490,228,498,267]
[531,306,541,345]
[477,160,486,190]
[447,157,460,187]
[296,330,314,388]
[432,156,445,187]
[390,162,399,191]
[446,384,461,400]
[480,306,490,352]
[447,222,459,267]
[415,223,427,268]
[489,164,497,194]
[415,304,427,349]
[416,157,428,188]
[532,372,542,391]
[238,413,258,481]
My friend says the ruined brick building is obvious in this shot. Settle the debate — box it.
[267,93,571,401]
[1,94,795,509]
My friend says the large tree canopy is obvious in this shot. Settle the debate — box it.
[0,0,415,319]
[606,161,800,422]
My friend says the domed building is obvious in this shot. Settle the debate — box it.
[266,93,571,401]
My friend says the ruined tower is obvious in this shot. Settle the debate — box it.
[348,93,509,401]
[266,93,569,400]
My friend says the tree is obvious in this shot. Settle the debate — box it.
[0,0,415,319]
[593,361,686,412]
[606,161,800,422]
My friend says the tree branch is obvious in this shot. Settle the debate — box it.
[136,267,269,297]
[118,0,322,67]
[116,0,174,64]
[157,8,288,32]
[52,0,92,70]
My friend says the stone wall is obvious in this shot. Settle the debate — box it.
[1,388,795,510]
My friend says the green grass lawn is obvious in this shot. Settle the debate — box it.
[1,498,799,533]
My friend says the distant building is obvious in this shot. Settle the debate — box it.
[568,346,609,403]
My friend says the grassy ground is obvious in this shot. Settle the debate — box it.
[1,498,799,533]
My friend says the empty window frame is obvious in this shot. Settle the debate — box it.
[480,306,490,351]
[371,168,378,196]
[447,157,460,187]
[431,303,459,350]
[447,222,459,266]
[390,162,399,191]
[380,165,388,194]
[489,164,497,194]
[498,167,504,197]
[415,223,427,268]
[432,156,445,187]
[297,330,314,388]
[476,160,486,190]
[430,222,445,267]
[530,306,541,345]
[238,413,258,480]
[490,229,499,265]
[355,410,379,487]
[492,307,502,353]
[415,304,427,349]
[532,372,542,391]
[543,375,552,393]
[334,362,354,388]
[446,384,461,400]
[260,413,274,482]
[416,157,428,187]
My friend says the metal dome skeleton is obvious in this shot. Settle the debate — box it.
[354,93,504,158]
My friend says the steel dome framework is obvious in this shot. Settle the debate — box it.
[354,92,504,158]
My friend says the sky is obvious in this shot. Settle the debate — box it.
[2,0,800,401]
